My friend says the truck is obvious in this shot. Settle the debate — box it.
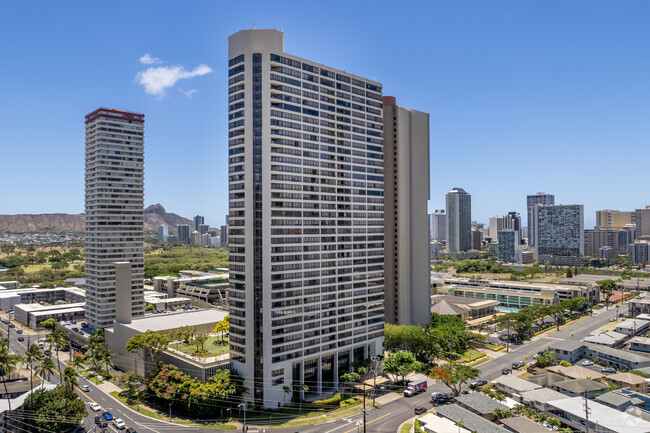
[403,379,427,397]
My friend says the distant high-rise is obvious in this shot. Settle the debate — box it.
[430,210,447,242]
[198,223,210,235]
[535,204,584,264]
[630,240,650,264]
[527,192,555,247]
[158,225,168,243]
[193,215,205,231]
[84,108,145,329]
[227,29,385,407]
[191,230,201,246]
[446,188,471,252]
[596,209,633,229]
[471,229,482,251]
[219,224,228,246]
[177,224,191,244]
[498,230,520,263]
[383,96,430,326]
[635,207,650,239]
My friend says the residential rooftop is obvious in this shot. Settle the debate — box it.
[547,397,650,433]
[554,378,608,394]
[435,404,510,433]
[500,416,550,433]
[454,392,509,415]
[493,376,542,392]
[547,365,605,380]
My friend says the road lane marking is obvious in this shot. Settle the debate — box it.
[342,412,392,433]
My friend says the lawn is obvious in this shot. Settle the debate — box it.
[457,348,483,362]
[400,423,413,433]
[171,335,229,357]
[469,356,491,368]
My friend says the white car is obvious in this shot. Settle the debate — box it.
[113,418,126,430]
[581,361,593,366]
[81,385,90,392]
[89,402,101,412]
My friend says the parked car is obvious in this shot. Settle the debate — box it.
[601,367,616,374]
[89,402,101,412]
[17,336,24,342]
[94,416,108,428]
[113,418,126,430]
[16,329,22,334]
[470,379,487,389]
[414,406,428,415]
[610,317,617,322]
[9,323,15,328]
[431,392,453,405]
[502,368,511,375]
[512,360,526,369]
[125,428,138,433]
[102,411,113,420]
[581,361,593,366]
[44,350,51,356]
[81,385,90,392]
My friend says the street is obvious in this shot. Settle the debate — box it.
[0,305,621,433]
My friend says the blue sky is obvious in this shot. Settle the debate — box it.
[1,1,649,229]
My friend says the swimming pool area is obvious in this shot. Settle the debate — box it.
[495,306,521,313]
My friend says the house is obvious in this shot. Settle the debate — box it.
[527,371,567,388]
[553,378,608,398]
[550,340,650,371]
[454,393,509,421]
[615,319,650,337]
[629,336,650,353]
[518,387,567,412]
[417,413,472,433]
[583,331,628,348]
[500,416,550,433]
[550,339,589,364]
[546,365,605,380]
[606,373,647,393]
[435,404,511,433]
[547,397,650,433]
[596,390,647,411]
[493,376,542,396]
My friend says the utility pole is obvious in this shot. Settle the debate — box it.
[239,403,247,432]
[506,317,510,353]
[363,382,367,433]
[583,390,591,433]
[371,356,379,407]
[169,402,172,422]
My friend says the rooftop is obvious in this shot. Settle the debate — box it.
[500,416,550,433]
[493,376,542,392]
[596,391,641,408]
[616,319,650,330]
[547,365,605,380]
[430,294,499,308]
[560,274,650,288]
[454,392,509,415]
[430,300,469,316]
[547,397,650,432]
[14,302,86,313]
[435,404,510,433]
[519,387,566,403]
[120,308,227,333]
[554,378,608,394]
[583,331,628,346]
[417,413,471,433]
[608,372,646,385]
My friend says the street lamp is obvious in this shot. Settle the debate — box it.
[238,403,247,432]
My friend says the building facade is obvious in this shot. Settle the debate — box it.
[636,207,650,239]
[497,230,519,263]
[177,224,191,244]
[227,29,385,407]
[446,188,471,252]
[535,204,584,264]
[430,210,447,242]
[193,215,205,231]
[527,192,554,247]
[84,108,145,329]
[596,209,633,229]
[158,225,168,243]
[383,96,430,326]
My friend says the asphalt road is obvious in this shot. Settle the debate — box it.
[1,305,621,433]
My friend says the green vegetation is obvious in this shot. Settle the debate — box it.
[173,335,230,357]
[383,350,422,384]
[145,246,228,277]
[400,423,413,433]
[432,259,506,274]
[431,363,479,396]
[535,349,558,368]
[0,247,84,283]
[22,386,86,432]
[629,370,650,378]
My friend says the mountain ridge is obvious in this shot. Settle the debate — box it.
[0,204,192,233]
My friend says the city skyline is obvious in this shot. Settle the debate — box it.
[2,2,650,228]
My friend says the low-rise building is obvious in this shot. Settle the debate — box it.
[417,413,471,433]
[546,365,605,380]
[527,371,567,389]
[430,295,499,320]
[0,287,85,312]
[553,378,608,398]
[434,404,510,433]
[606,373,647,393]
[454,393,509,421]
[629,336,650,353]
[550,340,650,371]
[493,376,542,396]
[500,416,550,433]
[615,319,650,337]
[583,331,628,348]
[561,274,650,292]
[629,299,650,318]
[547,397,650,433]
[518,387,566,412]
[596,388,650,412]
[14,302,85,329]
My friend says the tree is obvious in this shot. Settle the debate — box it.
[22,385,86,432]
[282,385,292,404]
[35,357,56,389]
[194,333,208,353]
[0,339,23,411]
[63,366,79,390]
[145,304,155,311]
[598,279,618,309]
[547,417,561,428]
[126,330,170,363]
[431,363,479,396]
[493,408,513,419]
[49,327,68,374]
[118,371,147,409]
[383,351,422,384]
[535,349,558,368]
[25,343,43,393]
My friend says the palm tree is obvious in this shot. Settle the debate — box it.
[49,328,68,374]
[0,339,24,411]
[63,366,79,390]
[36,357,56,389]
[282,385,292,405]
[25,343,43,392]
[71,353,86,373]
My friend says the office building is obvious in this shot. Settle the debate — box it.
[471,229,482,250]
[618,225,636,253]
[596,209,633,229]
[177,224,191,244]
[158,225,168,243]
[527,192,554,247]
[193,215,205,231]
[430,210,447,242]
[227,29,385,407]
[446,188,471,252]
[383,96,430,326]
[198,223,210,235]
[535,204,584,265]
[635,207,650,239]
[84,108,145,329]
[630,240,650,264]
[497,230,519,263]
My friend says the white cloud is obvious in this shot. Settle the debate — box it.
[139,53,162,65]
[135,64,212,98]
[179,88,198,98]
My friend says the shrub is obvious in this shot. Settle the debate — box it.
[340,397,357,408]
[312,393,342,406]
[559,360,571,367]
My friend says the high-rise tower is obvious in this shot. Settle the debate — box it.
[227,29,385,407]
[84,108,145,329]
[527,192,554,246]
[446,188,471,252]
[382,96,430,326]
